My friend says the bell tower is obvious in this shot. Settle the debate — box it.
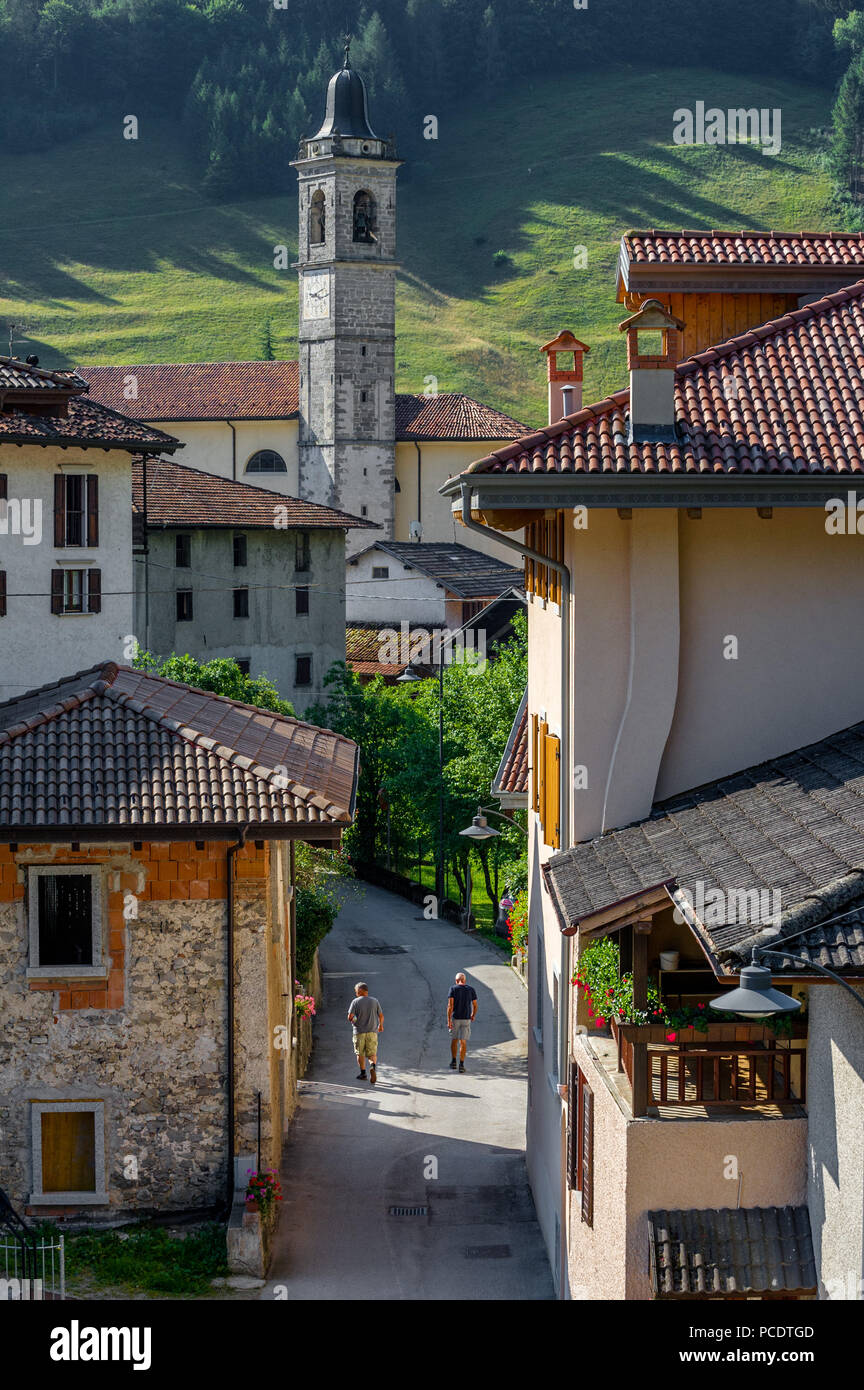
[292,41,401,552]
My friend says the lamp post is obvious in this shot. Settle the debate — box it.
[710,945,864,1018]
[397,657,445,904]
[458,806,528,840]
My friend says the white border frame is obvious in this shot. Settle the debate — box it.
[29,1101,108,1206]
[27,865,105,980]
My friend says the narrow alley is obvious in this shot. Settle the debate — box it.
[262,882,554,1300]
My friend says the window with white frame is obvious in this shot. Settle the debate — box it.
[30,1101,107,1205]
[28,866,104,977]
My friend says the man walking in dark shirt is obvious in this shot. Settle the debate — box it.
[447,971,477,1073]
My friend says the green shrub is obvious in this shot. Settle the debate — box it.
[295,885,338,981]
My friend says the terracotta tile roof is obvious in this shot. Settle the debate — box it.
[79,361,301,422]
[0,357,88,392]
[82,365,528,441]
[542,716,864,977]
[0,356,177,454]
[352,541,522,598]
[625,229,864,269]
[345,623,422,680]
[647,1208,816,1299]
[465,281,864,478]
[132,456,368,529]
[493,691,528,798]
[394,393,528,440]
[0,663,358,836]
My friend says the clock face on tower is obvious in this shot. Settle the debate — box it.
[302,270,331,321]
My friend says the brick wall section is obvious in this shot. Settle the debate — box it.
[0,840,267,1010]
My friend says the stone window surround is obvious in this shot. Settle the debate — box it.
[27,864,106,980]
[29,1100,108,1206]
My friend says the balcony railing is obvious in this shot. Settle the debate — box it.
[613,1022,806,1114]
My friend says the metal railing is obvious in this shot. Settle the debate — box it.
[0,1187,65,1301]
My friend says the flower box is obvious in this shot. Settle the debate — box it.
[610,1016,807,1045]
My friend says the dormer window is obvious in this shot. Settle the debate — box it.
[353,190,377,243]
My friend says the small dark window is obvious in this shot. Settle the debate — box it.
[295,532,310,572]
[176,590,193,622]
[295,655,312,687]
[233,534,247,568]
[175,534,191,568]
[37,873,93,967]
[296,586,310,616]
[235,658,251,676]
[360,505,368,517]
[372,566,389,579]
[246,450,287,474]
[233,588,249,619]
[360,390,368,403]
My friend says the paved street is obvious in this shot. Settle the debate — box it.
[262,881,553,1300]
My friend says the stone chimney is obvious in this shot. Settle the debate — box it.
[540,331,590,424]
[618,299,685,443]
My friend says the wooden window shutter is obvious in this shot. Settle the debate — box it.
[88,568,102,613]
[86,474,99,547]
[543,732,560,849]
[54,474,66,547]
[531,714,540,813]
[566,1061,578,1191]
[50,569,64,615]
[580,1076,594,1226]
[41,1111,96,1193]
[0,570,6,618]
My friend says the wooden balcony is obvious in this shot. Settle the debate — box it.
[613,1022,806,1117]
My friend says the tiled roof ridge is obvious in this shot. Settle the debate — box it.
[0,354,87,390]
[101,668,352,820]
[465,390,630,473]
[626,227,864,243]
[0,661,117,748]
[722,864,864,961]
[677,278,864,375]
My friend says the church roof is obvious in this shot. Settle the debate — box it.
[312,56,378,141]
[80,363,527,441]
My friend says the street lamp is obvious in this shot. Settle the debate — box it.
[710,943,864,1018]
[459,805,529,840]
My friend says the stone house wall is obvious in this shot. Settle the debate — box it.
[0,838,294,1223]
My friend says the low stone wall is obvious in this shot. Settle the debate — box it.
[354,862,474,927]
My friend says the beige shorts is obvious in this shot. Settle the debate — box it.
[354,1031,378,1059]
[451,1019,472,1040]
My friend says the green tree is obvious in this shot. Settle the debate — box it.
[832,48,864,202]
[132,650,294,715]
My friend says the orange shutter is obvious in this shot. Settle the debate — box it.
[543,733,560,849]
[530,714,540,813]
[538,720,548,836]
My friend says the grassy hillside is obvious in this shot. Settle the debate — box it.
[0,66,833,425]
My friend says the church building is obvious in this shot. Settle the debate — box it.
[81,50,529,573]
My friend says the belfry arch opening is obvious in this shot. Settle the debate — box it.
[309,190,326,246]
[353,190,377,244]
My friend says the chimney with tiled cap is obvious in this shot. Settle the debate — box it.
[540,331,590,424]
[618,298,685,444]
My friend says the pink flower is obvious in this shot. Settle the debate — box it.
[666,1031,677,1042]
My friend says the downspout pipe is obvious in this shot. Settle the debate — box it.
[226,826,248,1207]
[225,420,237,481]
[460,481,571,1295]
[414,442,422,529]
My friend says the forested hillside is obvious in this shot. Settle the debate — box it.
[0,0,849,194]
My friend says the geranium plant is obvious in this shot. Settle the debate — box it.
[294,980,316,1020]
[245,1168,283,1216]
[572,937,801,1037]
[507,890,528,958]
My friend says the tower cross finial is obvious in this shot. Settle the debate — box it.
[343,33,352,68]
